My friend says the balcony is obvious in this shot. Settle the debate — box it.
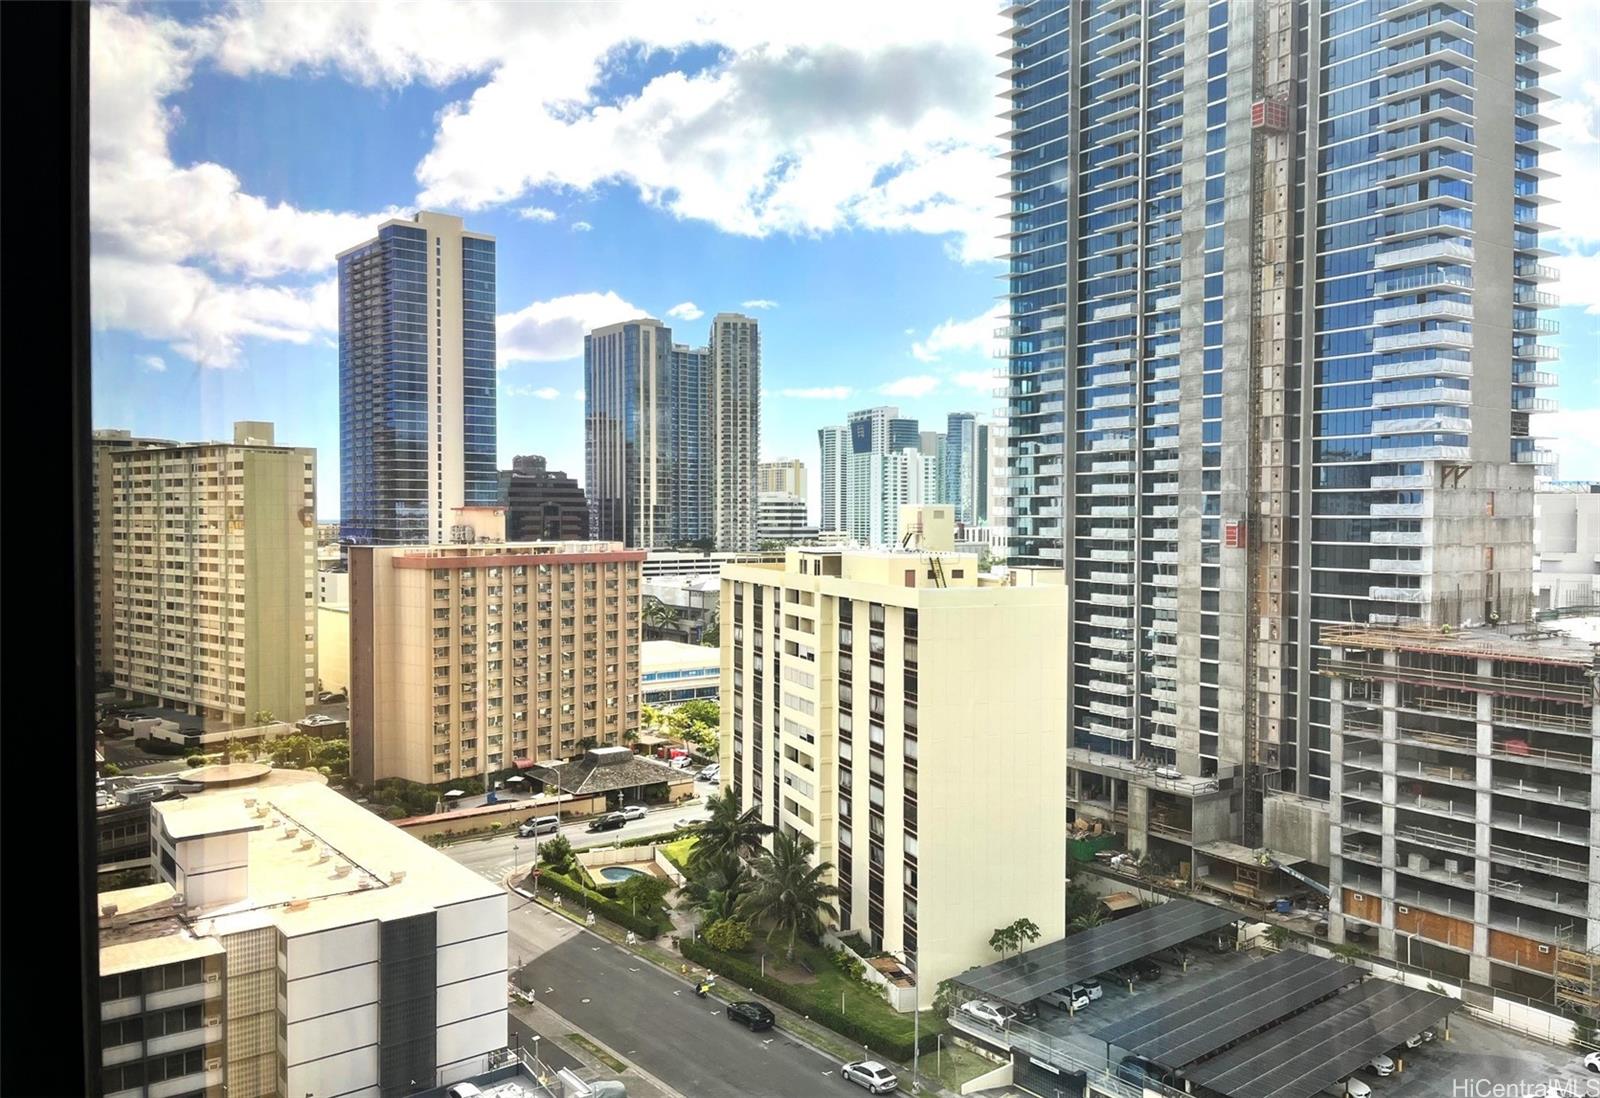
[1372,384,1470,408]
[1371,502,1424,518]
[1373,300,1473,325]
[1372,329,1473,353]
[1373,357,1472,380]
[1376,239,1473,267]
[1370,585,1430,603]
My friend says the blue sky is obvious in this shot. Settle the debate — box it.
[89,2,1600,523]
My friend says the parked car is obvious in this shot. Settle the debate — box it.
[1366,1054,1395,1077]
[317,691,346,704]
[697,765,720,783]
[957,1000,1016,1029]
[1400,1028,1436,1049]
[842,1060,899,1094]
[1074,979,1103,1001]
[1155,945,1191,967]
[726,1001,775,1031]
[1115,959,1161,983]
[1039,987,1091,1012]
[1324,1078,1372,1098]
[1585,1051,1600,1074]
[517,816,560,838]
[586,812,627,833]
[619,804,649,821]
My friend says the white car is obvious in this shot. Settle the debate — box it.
[697,765,720,783]
[958,1000,1016,1029]
[1039,987,1090,1012]
[1401,1028,1436,1049]
[842,1060,898,1094]
[1367,1054,1394,1077]
[619,804,649,821]
[1075,978,1103,1001]
[1584,1051,1600,1074]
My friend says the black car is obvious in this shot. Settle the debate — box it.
[586,812,627,833]
[1129,958,1162,981]
[726,1001,775,1031]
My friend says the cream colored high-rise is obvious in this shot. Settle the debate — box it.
[349,540,643,786]
[103,421,317,726]
[758,459,806,500]
[93,428,176,680]
[719,511,1067,1004]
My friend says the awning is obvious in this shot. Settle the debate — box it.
[504,775,526,783]
[514,757,538,770]
[444,789,466,798]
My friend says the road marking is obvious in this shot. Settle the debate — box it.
[581,998,590,1004]
[628,967,640,972]
[672,990,681,996]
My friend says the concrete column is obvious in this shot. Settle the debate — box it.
[1127,783,1150,858]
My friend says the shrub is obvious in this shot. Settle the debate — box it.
[533,869,667,939]
[101,763,121,776]
[538,835,575,874]
[185,755,206,768]
[678,937,937,1062]
[703,918,752,953]
[135,737,190,757]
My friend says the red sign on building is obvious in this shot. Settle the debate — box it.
[1224,520,1245,549]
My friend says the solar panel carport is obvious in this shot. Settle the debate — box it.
[1183,979,1458,1098]
[1094,950,1362,1069]
[953,899,1236,1007]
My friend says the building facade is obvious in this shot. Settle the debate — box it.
[348,540,643,785]
[93,429,177,682]
[102,422,316,727]
[719,526,1068,1003]
[1324,621,1600,1007]
[585,314,760,551]
[338,211,498,548]
[818,426,850,534]
[758,458,808,500]
[757,491,818,544]
[500,454,589,542]
[711,313,762,552]
[940,412,990,527]
[1001,0,1556,854]
[1534,484,1600,611]
[642,639,721,710]
[97,773,507,1098]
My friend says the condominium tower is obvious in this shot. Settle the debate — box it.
[1002,0,1556,855]
[585,314,761,550]
[818,426,850,534]
[338,211,498,548]
[93,428,175,680]
[720,521,1068,1000]
[758,458,808,500]
[941,412,990,526]
[101,421,316,727]
[818,407,935,547]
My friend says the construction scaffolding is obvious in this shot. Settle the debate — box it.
[1556,935,1600,1017]
[1244,0,1297,845]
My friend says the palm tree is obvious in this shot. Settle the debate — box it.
[738,831,840,962]
[1068,909,1106,933]
[676,850,750,924]
[688,789,773,871]
[642,596,679,636]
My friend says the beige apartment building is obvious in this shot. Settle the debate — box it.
[102,422,317,727]
[93,428,176,679]
[719,510,1068,1004]
[349,540,644,786]
[758,458,807,500]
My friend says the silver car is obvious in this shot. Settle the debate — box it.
[842,1060,898,1094]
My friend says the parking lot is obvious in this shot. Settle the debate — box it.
[1001,947,1597,1097]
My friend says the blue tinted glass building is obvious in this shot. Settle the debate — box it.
[339,212,498,547]
[1003,0,1553,864]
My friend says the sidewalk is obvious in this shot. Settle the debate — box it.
[508,871,963,1097]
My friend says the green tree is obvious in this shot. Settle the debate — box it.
[738,831,840,962]
[1265,925,1291,950]
[1064,880,1100,924]
[639,703,668,737]
[698,608,720,647]
[615,873,673,923]
[642,596,679,636]
[538,835,575,874]
[990,917,1042,959]
[269,734,319,769]
[314,738,350,776]
[101,762,122,776]
[688,790,773,871]
[669,700,720,754]
[704,917,752,953]
[1069,909,1106,933]
[677,850,751,924]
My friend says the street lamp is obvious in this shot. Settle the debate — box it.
[887,948,920,1094]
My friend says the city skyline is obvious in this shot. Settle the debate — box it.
[87,2,1600,525]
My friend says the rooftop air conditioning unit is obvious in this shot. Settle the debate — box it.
[333,864,351,878]
[243,797,256,808]
[357,878,373,890]
[284,826,299,838]
[390,870,407,884]
[205,1057,221,1071]
[100,904,119,918]
[204,971,220,983]
[297,838,314,851]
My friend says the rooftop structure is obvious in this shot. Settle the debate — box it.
[527,746,693,798]
[640,639,718,711]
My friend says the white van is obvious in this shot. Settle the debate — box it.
[518,815,560,838]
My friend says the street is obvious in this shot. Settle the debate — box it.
[447,798,714,888]
[508,900,867,1098]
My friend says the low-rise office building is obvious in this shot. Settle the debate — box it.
[349,539,643,785]
[757,491,818,544]
[642,639,720,710]
[720,509,1068,1004]
[97,769,507,1098]
[1325,620,1600,1008]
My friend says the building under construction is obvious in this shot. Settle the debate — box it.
[1324,620,1600,1008]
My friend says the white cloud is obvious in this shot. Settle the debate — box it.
[911,304,1003,363]
[1552,253,1600,316]
[497,290,642,363]
[570,220,593,232]
[516,206,558,222]
[951,370,993,393]
[667,301,704,321]
[781,386,853,399]
[502,384,562,399]
[573,391,586,401]
[1544,409,1600,481]
[741,299,779,310]
[139,354,168,373]
[881,375,940,398]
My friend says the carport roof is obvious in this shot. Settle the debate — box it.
[1182,979,1458,1098]
[952,899,1237,1007]
[1095,949,1362,1068]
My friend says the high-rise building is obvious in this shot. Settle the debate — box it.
[499,454,588,541]
[348,539,643,785]
[941,412,990,526]
[758,458,807,500]
[102,421,316,727]
[585,313,760,551]
[93,428,175,681]
[1533,483,1600,611]
[818,426,850,534]
[97,771,507,1098]
[711,313,762,552]
[338,211,498,548]
[1001,0,1555,853]
[719,523,1068,999]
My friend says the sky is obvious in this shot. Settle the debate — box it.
[89,1,1600,524]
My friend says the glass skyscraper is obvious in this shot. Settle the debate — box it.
[338,211,498,547]
[1003,0,1555,857]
